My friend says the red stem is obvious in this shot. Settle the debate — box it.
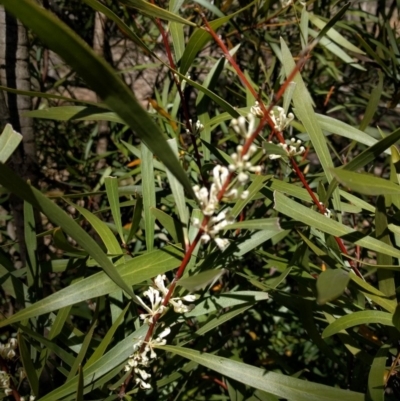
[151,2,206,186]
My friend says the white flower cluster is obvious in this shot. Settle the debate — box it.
[269,106,294,132]
[269,138,305,160]
[188,119,204,135]
[229,144,262,186]
[192,209,235,251]
[0,338,17,360]
[192,111,265,251]
[20,396,35,401]
[231,113,256,139]
[0,371,11,396]
[125,275,196,389]
[125,328,170,389]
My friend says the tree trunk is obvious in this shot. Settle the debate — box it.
[0,6,38,264]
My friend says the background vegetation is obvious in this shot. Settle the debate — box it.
[0,0,400,400]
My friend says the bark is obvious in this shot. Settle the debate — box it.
[93,11,109,172]
[0,6,38,264]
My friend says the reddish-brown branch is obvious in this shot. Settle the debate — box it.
[119,6,363,396]
[150,1,205,186]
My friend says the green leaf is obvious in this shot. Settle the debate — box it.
[2,0,194,198]
[39,325,148,401]
[127,195,143,243]
[231,175,271,218]
[67,320,96,381]
[105,177,125,244]
[151,207,180,244]
[85,303,130,368]
[0,246,183,327]
[18,332,39,396]
[316,269,350,305]
[0,124,22,163]
[66,200,123,256]
[234,228,284,257]
[308,12,364,54]
[118,0,196,26]
[179,1,256,75]
[226,218,281,231]
[280,38,340,211]
[195,304,252,337]
[392,303,400,333]
[25,106,124,123]
[160,345,364,401]
[83,0,151,53]
[274,191,400,261]
[343,127,400,173]
[187,291,269,317]
[309,29,365,71]
[375,196,397,311]
[315,114,391,154]
[178,268,227,292]
[166,139,189,245]
[368,344,390,401]
[359,70,383,131]
[0,163,133,298]
[322,311,394,338]
[170,22,185,62]
[141,144,156,251]
[332,168,400,196]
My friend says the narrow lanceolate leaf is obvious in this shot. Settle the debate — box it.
[274,191,400,260]
[0,163,133,298]
[316,269,350,305]
[179,1,256,75]
[375,196,397,311]
[118,0,196,26]
[0,124,22,163]
[315,114,392,154]
[2,0,194,198]
[359,70,383,131]
[225,218,280,231]
[25,106,124,123]
[66,200,123,256]
[322,311,394,338]
[0,246,183,327]
[104,177,125,244]
[342,127,400,172]
[141,144,156,251]
[160,346,364,401]
[82,0,151,53]
[280,38,340,212]
[368,344,390,401]
[166,139,189,246]
[18,333,39,397]
[308,12,364,54]
[38,325,148,401]
[332,168,400,196]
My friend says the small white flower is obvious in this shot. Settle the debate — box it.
[250,101,264,117]
[29,396,36,401]
[138,287,166,324]
[268,138,305,160]
[269,106,294,131]
[231,113,256,138]
[241,190,249,200]
[228,144,262,183]
[5,388,12,396]
[188,119,204,135]
[193,185,218,216]
[154,274,168,296]
[8,338,17,349]
[214,237,230,251]
[169,298,195,313]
